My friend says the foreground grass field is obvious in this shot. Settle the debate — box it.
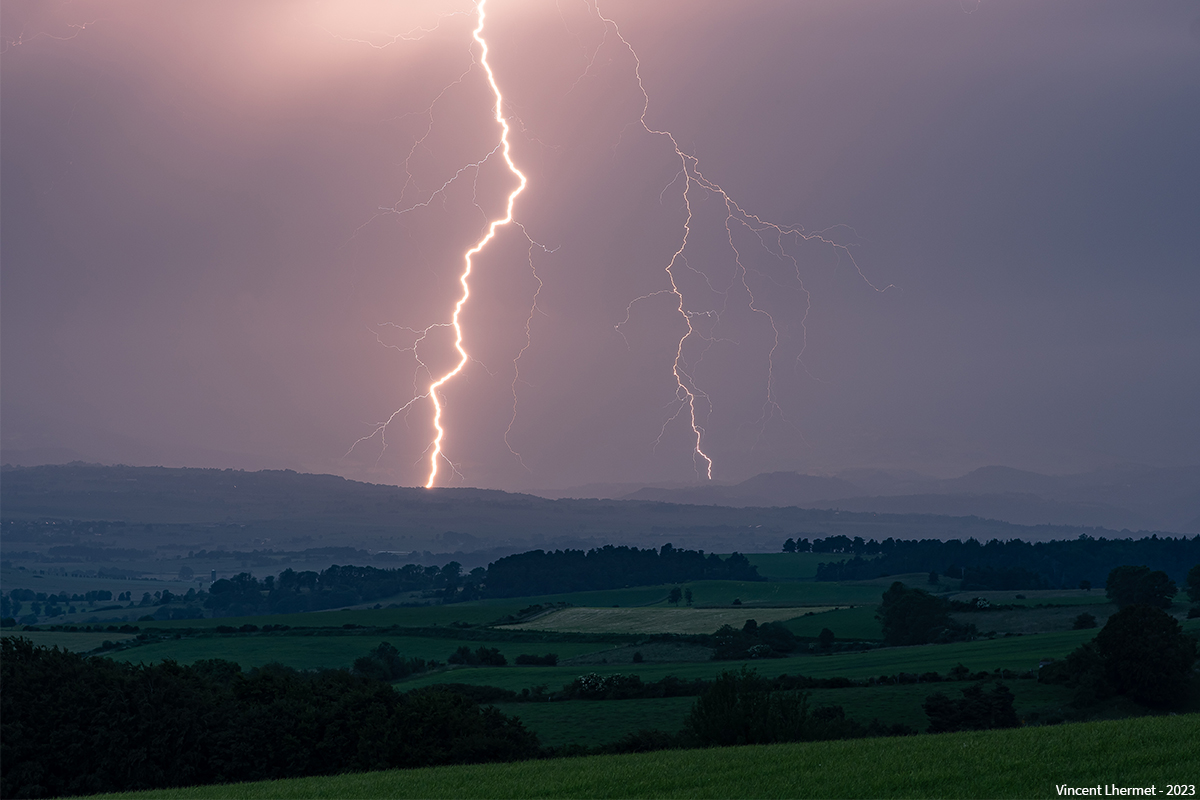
[92,714,1197,799]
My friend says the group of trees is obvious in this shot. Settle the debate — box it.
[203,562,469,617]
[876,582,977,646]
[922,682,1019,733]
[2,588,126,624]
[351,641,434,682]
[711,619,799,659]
[187,545,764,618]
[804,535,1198,590]
[684,668,914,746]
[1039,604,1197,709]
[484,545,762,598]
[1,638,539,798]
[447,646,507,666]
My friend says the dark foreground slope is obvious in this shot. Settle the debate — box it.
[92,715,1195,800]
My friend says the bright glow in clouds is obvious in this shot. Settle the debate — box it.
[4,1,1196,486]
[349,0,891,487]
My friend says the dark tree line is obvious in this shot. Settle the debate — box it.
[203,562,473,616]
[483,544,762,598]
[807,534,1199,589]
[0,638,538,799]
[196,544,761,617]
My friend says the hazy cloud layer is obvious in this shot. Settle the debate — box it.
[3,0,1198,490]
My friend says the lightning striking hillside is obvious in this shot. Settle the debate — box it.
[591,2,892,480]
[420,0,527,488]
[350,0,890,487]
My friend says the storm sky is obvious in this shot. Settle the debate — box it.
[3,0,1198,491]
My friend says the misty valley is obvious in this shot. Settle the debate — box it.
[1,464,1197,798]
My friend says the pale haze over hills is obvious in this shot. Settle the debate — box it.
[542,464,1200,535]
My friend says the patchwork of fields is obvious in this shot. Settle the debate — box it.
[12,559,1195,800]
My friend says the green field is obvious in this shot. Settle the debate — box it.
[0,629,136,652]
[109,633,617,671]
[502,606,841,635]
[495,697,697,748]
[493,680,1078,748]
[141,602,530,630]
[90,572,949,637]
[90,714,1199,799]
[783,604,883,640]
[392,628,1105,695]
[481,579,889,610]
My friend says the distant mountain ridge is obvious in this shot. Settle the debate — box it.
[605,465,1200,534]
[4,464,1193,566]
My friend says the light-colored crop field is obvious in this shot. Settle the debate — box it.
[499,606,843,635]
[90,714,1198,799]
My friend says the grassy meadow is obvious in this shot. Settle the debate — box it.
[391,627,1110,695]
[0,629,136,652]
[500,606,843,635]
[493,680,1080,748]
[87,714,1198,799]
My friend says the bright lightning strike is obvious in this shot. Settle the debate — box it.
[349,0,891,488]
[423,0,527,488]
[592,1,893,481]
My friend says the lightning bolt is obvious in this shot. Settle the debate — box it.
[423,0,527,488]
[591,1,893,480]
[346,0,892,488]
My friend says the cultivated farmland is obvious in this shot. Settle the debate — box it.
[499,606,843,635]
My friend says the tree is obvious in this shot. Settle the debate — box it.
[818,628,835,650]
[1072,612,1097,629]
[668,587,683,606]
[1079,579,1092,592]
[684,588,693,606]
[782,538,797,553]
[1095,604,1196,708]
[1105,565,1176,609]
[1187,564,1200,603]
[876,582,966,646]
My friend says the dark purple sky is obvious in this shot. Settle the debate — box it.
[3,0,1198,490]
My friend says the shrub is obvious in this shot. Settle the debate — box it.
[448,646,508,666]
[514,653,558,666]
[923,681,1018,733]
